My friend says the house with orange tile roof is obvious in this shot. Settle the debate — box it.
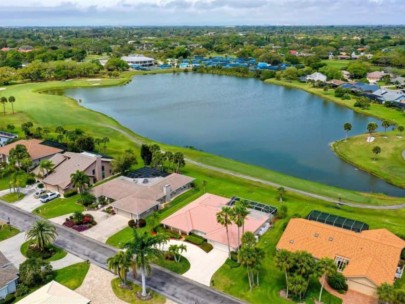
[0,139,64,166]
[162,193,271,251]
[276,218,405,297]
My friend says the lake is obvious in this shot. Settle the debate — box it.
[65,73,405,196]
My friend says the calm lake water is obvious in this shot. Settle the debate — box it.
[65,73,405,196]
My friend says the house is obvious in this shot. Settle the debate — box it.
[162,193,273,251]
[370,89,405,105]
[340,82,380,93]
[35,152,112,195]
[0,131,17,147]
[306,72,327,83]
[18,45,33,53]
[391,76,405,88]
[16,280,90,304]
[367,71,386,84]
[121,54,155,67]
[0,252,18,300]
[327,79,345,87]
[92,172,194,220]
[277,218,405,297]
[0,139,64,166]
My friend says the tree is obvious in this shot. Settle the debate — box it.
[0,96,7,115]
[288,275,307,301]
[316,258,337,302]
[9,144,31,170]
[398,125,404,135]
[173,152,186,173]
[21,121,34,137]
[216,206,233,257]
[38,159,54,177]
[347,61,370,79]
[19,258,53,288]
[168,244,187,263]
[233,200,250,248]
[372,146,381,160]
[275,250,295,299]
[343,122,352,140]
[140,144,153,166]
[26,220,58,252]
[238,244,264,291]
[381,120,390,133]
[75,136,95,151]
[124,231,168,298]
[112,149,138,174]
[377,283,395,304]
[107,251,132,287]
[8,96,15,114]
[277,187,286,202]
[101,136,109,151]
[367,122,378,137]
[105,58,129,72]
[70,170,90,194]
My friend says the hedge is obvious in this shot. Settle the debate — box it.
[200,242,213,253]
[185,235,205,245]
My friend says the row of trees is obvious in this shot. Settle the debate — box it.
[343,121,404,139]
[141,144,185,173]
[0,95,16,115]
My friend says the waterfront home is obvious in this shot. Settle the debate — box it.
[121,54,155,67]
[34,152,113,195]
[16,280,90,304]
[340,82,380,93]
[367,71,386,84]
[0,131,17,147]
[0,139,64,166]
[0,252,18,300]
[306,72,327,83]
[162,193,273,251]
[92,172,194,219]
[277,218,405,297]
[370,89,405,106]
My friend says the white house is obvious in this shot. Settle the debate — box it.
[306,72,327,83]
[121,54,155,67]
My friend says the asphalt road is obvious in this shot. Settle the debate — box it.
[0,200,245,304]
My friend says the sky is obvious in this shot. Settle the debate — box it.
[0,0,404,26]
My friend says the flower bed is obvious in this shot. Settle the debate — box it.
[63,213,97,232]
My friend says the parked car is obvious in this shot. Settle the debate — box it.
[34,189,47,199]
[39,192,60,203]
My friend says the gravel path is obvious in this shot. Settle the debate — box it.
[104,124,405,210]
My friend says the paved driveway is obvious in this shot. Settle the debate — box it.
[0,232,83,270]
[163,240,228,286]
[14,192,43,212]
[50,211,128,243]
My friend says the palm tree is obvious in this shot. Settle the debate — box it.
[372,146,381,160]
[102,137,109,151]
[377,283,396,304]
[8,96,15,114]
[26,220,57,252]
[381,120,390,133]
[216,206,233,257]
[0,96,7,115]
[70,170,90,194]
[367,122,378,137]
[343,122,352,140]
[168,244,187,263]
[398,125,404,136]
[316,258,337,302]
[107,251,132,287]
[38,159,54,177]
[277,187,286,202]
[124,231,168,298]
[232,202,249,248]
[238,244,264,290]
[94,138,102,152]
[275,249,294,299]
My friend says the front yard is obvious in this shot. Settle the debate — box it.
[33,195,85,219]
[0,225,19,241]
[54,262,90,290]
[0,192,25,203]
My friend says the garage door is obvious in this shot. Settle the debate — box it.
[210,241,230,253]
[348,278,377,297]
[115,208,131,219]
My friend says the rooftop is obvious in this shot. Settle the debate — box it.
[0,251,18,289]
[277,218,405,286]
[0,139,64,160]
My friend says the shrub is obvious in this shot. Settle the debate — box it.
[64,189,77,197]
[37,183,44,189]
[230,251,238,262]
[401,249,405,260]
[15,284,29,297]
[277,205,288,219]
[200,242,213,253]
[26,175,36,185]
[77,193,96,207]
[138,218,146,228]
[185,234,205,245]
[0,293,16,304]
[128,219,136,228]
[327,272,348,293]
[225,258,240,268]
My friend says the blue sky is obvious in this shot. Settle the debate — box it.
[0,0,404,26]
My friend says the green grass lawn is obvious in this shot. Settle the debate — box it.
[333,133,405,188]
[54,262,90,289]
[33,195,85,219]
[0,171,28,191]
[153,255,190,275]
[111,278,165,304]
[20,241,68,262]
[0,225,19,241]
[323,59,351,70]
[0,192,25,203]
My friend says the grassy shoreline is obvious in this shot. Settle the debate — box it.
[1,73,404,206]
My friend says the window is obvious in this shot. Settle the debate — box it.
[335,256,349,271]
[92,169,95,175]
[102,165,105,171]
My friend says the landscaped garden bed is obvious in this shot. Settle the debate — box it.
[20,241,67,262]
[111,278,165,304]
[185,233,213,253]
[63,211,97,232]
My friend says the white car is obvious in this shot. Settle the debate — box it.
[39,192,60,203]
[34,189,47,199]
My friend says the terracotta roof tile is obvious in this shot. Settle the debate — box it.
[0,139,63,161]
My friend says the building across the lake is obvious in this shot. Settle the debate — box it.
[277,218,405,297]
[121,54,155,67]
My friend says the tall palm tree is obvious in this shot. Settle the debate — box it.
[124,231,168,298]
[232,202,249,248]
[0,96,7,115]
[102,137,109,151]
[367,122,378,137]
[70,170,90,194]
[275,249,295,299]
[38,159,54,178]
[343,122,352,140]
[277,187,286,203]
[381,120,390,133]
[316,258,337,302]
[26,220,57,252]
[216,206,233,257]
[107,251,132,287]
[8,96,15,114]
